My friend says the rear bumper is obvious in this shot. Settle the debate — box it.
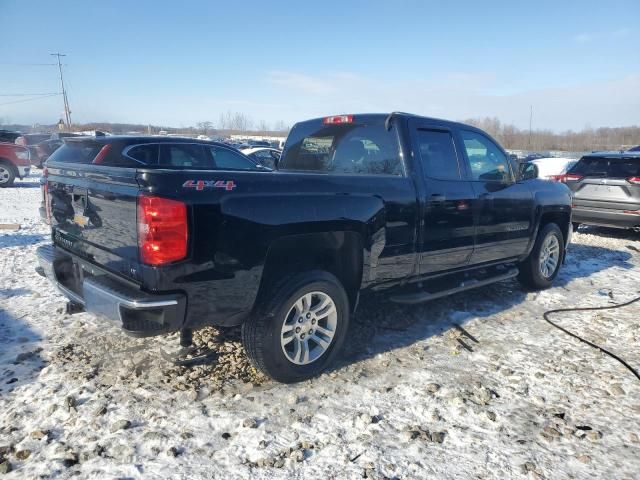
[573,207,640,229]
[17,165,30,178]
[36,244,187,337]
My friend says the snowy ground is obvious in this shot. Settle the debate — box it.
[1,172,639,479]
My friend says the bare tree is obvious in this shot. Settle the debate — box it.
[196,121,213,135]
[273,120,290,133]
[231,112,252,132]
[257,120,269,133]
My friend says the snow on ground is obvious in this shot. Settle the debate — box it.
[1,172,640,479]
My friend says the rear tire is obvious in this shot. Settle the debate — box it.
[0,161,16,187]
[242,270,349,383]
[518,222,564,290]
[572,222,580,232]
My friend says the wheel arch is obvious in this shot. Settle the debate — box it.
[539,209,571,245]
[256,231,364,314]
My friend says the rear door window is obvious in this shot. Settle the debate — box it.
[416,129,462,180]
[126,144,159,165]
[280,121,402,175]
[159,144,210,168]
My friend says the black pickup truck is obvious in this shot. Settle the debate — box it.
[36,113,572,382]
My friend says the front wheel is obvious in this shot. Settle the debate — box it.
[518,222,564,290]
[0,162,16,187]
[242,271,349,383]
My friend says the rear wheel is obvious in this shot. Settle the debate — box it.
[0,162,16,187]
[242,271,349,383]
[518,222,564,290]
[572,222,580,232]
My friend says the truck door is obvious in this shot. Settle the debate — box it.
[456,129,535,264]
[409,121,476,274]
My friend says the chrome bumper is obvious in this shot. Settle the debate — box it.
[17,165,30,178]
[36,244,186,336]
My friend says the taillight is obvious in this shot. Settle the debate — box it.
[137,195,188,266]
[627,176,640,185]
[15,148,30,162]
[92,144,111,164]
[323,115,354,125]
[42,171,52,225]
[564,174,583,182]
[548,174,564,182]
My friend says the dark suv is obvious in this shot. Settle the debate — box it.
[565,152,640,231]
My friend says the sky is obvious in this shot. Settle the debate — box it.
[1,0,639,131]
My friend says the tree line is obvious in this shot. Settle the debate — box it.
[462,117,640,152]
[3,114,639,151]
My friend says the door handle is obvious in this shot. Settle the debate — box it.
[430,194,446,202]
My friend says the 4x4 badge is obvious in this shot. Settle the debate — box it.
[183,180,237,191]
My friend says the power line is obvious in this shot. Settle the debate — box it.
[0,93,61,106]
[0,62,58,66]
[0,93,60,97]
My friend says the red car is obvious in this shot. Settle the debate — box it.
[0,143,31,187]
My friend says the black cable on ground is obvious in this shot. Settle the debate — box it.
[543,294,640,382]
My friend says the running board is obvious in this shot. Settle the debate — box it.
[389,268,519,305]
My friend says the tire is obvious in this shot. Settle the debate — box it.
[0,161,16,187]
[518,222,564,290]
[242,270,350,383]
[572,222,580,232]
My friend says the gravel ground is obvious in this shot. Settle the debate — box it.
[1,173,639,479]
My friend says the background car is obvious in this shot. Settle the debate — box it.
[247,139,271,148]
[564,152,640,231]
[0,129,22,144]
[34,132,87,168]
[529,157,578,181]
[523,152,550,163]
[240,147,281,169]
[0,143,31,186]
[15,133,51,167]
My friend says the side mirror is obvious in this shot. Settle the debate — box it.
[518,162,538,181]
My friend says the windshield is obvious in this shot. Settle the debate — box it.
[570,156,640,178]
[47,142,103,163]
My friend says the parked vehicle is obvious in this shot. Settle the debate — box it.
[247,139,271,148]
[628,145,640,152]
[564,152,640,231]
[529,157,578,181]
[36,114,572,383]
[240,147,281,169]
[15,133,51,167]
[0,129,22,144]
[523,152,549,163]
[34,133,87,168]
[0,143,31,186]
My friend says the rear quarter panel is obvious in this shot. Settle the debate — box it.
[137,169,417,328]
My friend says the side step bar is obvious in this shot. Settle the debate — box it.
[389,268,519,305]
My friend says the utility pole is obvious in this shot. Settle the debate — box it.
[528,105,533,150]
[51,53,72,129]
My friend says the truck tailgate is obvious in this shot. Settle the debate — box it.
[47,164,141,282]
